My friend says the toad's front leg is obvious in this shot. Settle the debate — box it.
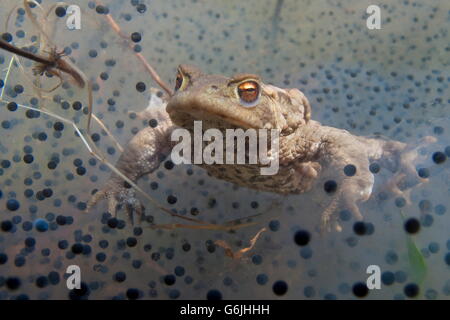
[317,130,380,232]
[87,109,175,223]
[287,123,376,232]
[320,131,437,232]
[320,159,375,232]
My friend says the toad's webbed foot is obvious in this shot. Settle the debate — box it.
[87,177,145,224]
[379,136,438,204]
[319,179,367,233]
[320,196,342,233]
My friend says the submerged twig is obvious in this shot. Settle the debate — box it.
[0,40,85,88]
[23,0,55,48]
[215,227,267,259]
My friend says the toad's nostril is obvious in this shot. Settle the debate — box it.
[211,85,218,90]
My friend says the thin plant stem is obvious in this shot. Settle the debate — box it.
[0,56,15,99]
[97,3,173,97]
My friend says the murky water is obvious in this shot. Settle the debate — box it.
[0,0,449,300]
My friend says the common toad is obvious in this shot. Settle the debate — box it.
[88,65,434,231]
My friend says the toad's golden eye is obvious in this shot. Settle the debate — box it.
[237,81,260,106]
[175,72,184,91]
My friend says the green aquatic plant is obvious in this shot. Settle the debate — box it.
[399,210,427,294]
